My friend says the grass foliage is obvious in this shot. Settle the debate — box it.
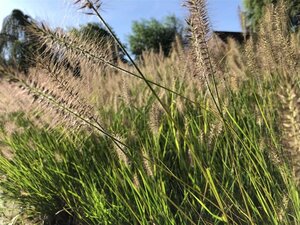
[0,0,300,224]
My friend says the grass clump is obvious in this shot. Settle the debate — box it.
[0,0,299,224]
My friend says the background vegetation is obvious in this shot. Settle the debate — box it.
[0,9,33,73]
[244,0,300,31]
[128,15,185,58]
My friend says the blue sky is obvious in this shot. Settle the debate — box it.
[0,0,243,44]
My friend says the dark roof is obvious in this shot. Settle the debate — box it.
[213,31,248,43]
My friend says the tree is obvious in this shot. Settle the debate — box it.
[0,9,33,73]
[69,23,125,63]
[128,15,185,58]
[244,0,300,31]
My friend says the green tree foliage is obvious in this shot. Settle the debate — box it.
[0,9,32,73]
[244,0,300,31]
[69,23,125,62]
[128,15,184,58]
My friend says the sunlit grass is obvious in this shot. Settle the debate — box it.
[0,0,299,224]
